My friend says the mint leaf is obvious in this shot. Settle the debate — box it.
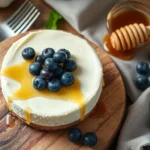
[45,10,63,29]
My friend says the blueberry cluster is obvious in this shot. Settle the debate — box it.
[22,47,77,92]
[68,128,98,147]
[135,62,150,90]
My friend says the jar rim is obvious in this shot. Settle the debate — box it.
[107,1,150,21]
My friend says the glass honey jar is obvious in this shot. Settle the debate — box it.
[104,1,150,60]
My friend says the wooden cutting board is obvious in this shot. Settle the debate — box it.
[0,0,126,150]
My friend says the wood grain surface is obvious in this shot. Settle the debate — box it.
[0,0,126,150]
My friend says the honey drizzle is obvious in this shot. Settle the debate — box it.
[1,61,86,123]
[24,106,32,124]
[6,98,12,111]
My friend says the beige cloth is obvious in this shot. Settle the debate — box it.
[44,0,150,149]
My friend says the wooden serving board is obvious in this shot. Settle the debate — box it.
[0,0,126,150]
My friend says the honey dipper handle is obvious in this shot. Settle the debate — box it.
[146,26,150,35]
[110,23,150,51]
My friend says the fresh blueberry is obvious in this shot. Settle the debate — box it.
[48,79,62,92]
[37,76,45,79]
[68,128,82,142]
[53,52,67,63]
[54,65,64,77]
[58,49,71,59]
[48,75,55,81]
[35,55,44,64]
[136,62,149,75]
[33,77,47,90]
[82,132,98,147]
[61,72,75,86]
[135,76,149,90]
[40,69,54,80]
[29,62,42,76]
[64,59,77,71]
[22,47,35,60]
[42,48,55,60]
[44,58,58,71]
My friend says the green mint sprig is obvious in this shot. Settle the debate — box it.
[45,10,63,30]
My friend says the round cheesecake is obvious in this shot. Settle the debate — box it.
[1,30,103,130]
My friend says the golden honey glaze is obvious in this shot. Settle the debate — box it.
[1,60,86,124]
[24,106,32,124]
[104,8,150,59]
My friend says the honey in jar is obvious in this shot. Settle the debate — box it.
[104,8,150,60]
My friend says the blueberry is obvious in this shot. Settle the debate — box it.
[82,132,98,147]
[135,76,149,90]
[61,72,75,86]
[44,58,58,71]
[53,52,67,63]
[37,76,45,79]
[64,59,77,71]
[48,79,62,92]
[58,49,71,58]
[136,62,149,75]
[42,48,55,60]
[33,77,47,90]
[68,128,82,142]
[40,69,54,80]
[35,55,44,64]
[22,47,35,60]
[29,62,42,76]
[54,65,64,77]
[48,75,55,81]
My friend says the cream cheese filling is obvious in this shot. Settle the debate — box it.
[1,30,103,126]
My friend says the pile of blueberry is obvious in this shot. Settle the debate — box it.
[22,47,77,92]
[136,62,150,90]
[68,128,98,147]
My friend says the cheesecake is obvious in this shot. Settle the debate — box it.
[1,30,103,130]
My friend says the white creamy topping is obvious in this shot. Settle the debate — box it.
[1,30,103,126]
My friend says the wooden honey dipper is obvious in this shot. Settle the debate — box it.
[110,23,150,51]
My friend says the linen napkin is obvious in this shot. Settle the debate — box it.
[44,0,150,149]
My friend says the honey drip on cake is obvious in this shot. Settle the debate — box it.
[24,106,32,124]
[1,61,86,123]
[104,8,150,60]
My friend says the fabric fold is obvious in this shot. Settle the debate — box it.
[117,88,150,150]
